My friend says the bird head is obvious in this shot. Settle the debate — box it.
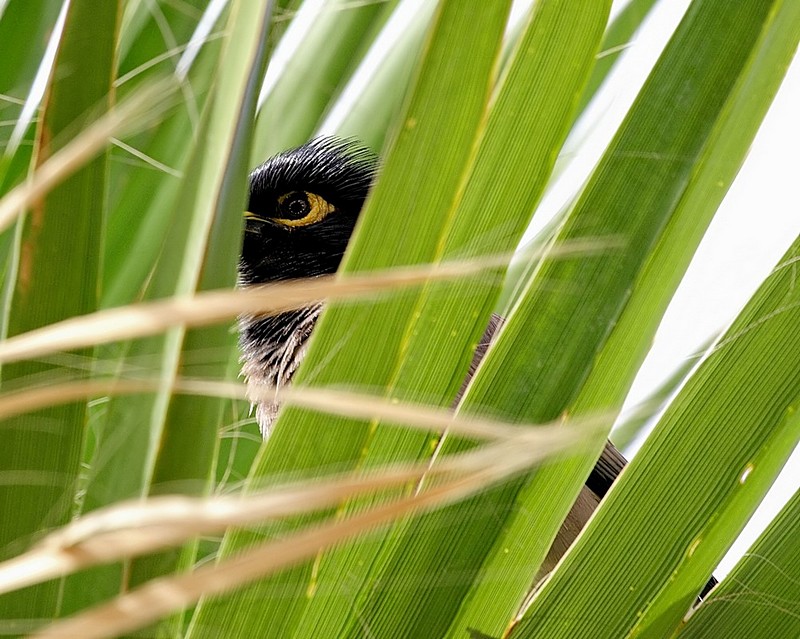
[240,138,378,285]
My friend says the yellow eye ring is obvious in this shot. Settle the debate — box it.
[273,191,334,227]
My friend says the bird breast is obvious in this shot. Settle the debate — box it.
[239,304,322,437]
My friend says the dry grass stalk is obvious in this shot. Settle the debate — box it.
[0,238,614,366]
[0,375,596,443]
[0,412,601,600]
[24,417,600,639]
[0,78,178,234]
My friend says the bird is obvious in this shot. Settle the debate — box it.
[237,137,713,604]
[239,138,377,432]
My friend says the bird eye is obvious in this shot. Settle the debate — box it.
[273,191,334,227]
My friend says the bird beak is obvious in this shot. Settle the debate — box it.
[244,211,266,223]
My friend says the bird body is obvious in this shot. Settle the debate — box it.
[238,305,320,430]
[237,138,713,602]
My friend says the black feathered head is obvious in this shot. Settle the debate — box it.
[238,138,378,436]
[240,138,378,284]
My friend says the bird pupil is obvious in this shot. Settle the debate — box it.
[286,195,309,219]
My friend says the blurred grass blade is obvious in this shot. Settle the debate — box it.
[0,79,176,235]
[0,377,606,446]
[0,414,602,597]
[0,253,548,365]
[0,0,64,156]
[677,486,800,638]
[0,0,121,623]
[102,1,229,308]
[58,0,273,620]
